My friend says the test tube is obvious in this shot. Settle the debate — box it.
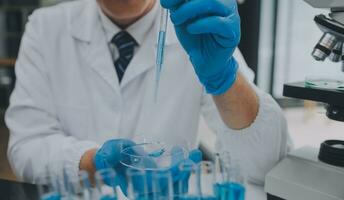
[151,170,174,200]
[63,169,92,200]
[214,155,246,200]
[37,173,61,200]
[199,161,216,200]
[95,168,118,200]
[175,161,201,200]
[126,168,149,200]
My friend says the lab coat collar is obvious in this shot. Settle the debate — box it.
[70,0,98,43]
[70,0,179,93]
[71,0,120,95]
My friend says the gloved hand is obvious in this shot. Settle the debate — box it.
[161,0,241,95]
[93,139,135,192]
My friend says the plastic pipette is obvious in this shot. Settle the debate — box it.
[154,8,169,101]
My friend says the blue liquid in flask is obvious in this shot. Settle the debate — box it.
[176,195,216,200]
[40,192,61,200]
[214,182,245,200]
[100,195,117,200]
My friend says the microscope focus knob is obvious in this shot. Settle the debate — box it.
[318,140,344,167]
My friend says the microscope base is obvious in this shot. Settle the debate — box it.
[265,146,344,200]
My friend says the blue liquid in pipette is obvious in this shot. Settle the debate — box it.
[156,31,166,69]
[213,182,245,200]
[154,31,167,100]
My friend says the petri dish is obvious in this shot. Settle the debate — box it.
[305,76,344,91]
[120,142,188,171]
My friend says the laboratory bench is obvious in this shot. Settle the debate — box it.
[0,111,16,182]
[0,59,16,67]
[0,179,39,200]
[0,178,270,200]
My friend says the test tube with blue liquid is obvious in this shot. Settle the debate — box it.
[154,7,169,100]
[214,153,245,200]
[126,168,149,200]
[152,170,174,200]
[176,161,217,200]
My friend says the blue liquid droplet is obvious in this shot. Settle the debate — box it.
[148,148,165,157]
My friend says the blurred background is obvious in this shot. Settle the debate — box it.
[0,0,344,181]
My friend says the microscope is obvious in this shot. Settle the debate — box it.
[265,0,344,199]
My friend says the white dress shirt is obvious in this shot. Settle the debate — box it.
[97,1,159,62]
[5,0,292,188]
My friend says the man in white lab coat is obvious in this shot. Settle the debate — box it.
[5,0,291,188]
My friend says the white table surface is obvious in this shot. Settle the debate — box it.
[246,183,267,200]
[117,183,267,200]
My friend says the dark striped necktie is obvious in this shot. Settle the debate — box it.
[111,31,138,83]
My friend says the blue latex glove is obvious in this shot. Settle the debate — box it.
[161,0,241,95]
[93,139,136,192]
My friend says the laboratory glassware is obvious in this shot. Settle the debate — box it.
[199,161,217,200]
[214,155,246,200]
[154,7,169,100]
[95,168,118,200]
[63,169,92,200]
[175,161,217,200]
[126,168,149,200]
[151,170,174,200]
[37,173,61,200]
[175,161,201,200]
[120,142,188,171]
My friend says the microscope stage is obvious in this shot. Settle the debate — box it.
[283,82,344,106]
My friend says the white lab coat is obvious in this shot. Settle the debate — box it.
[5,0,291,185]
